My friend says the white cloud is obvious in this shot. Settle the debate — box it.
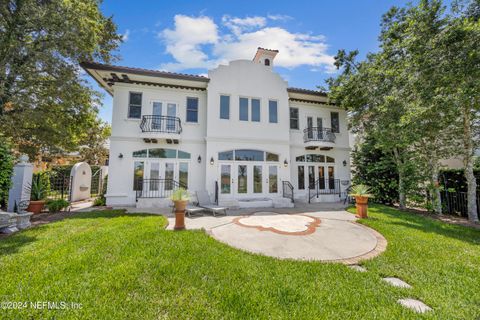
[122,29,130,42]
[160,15,219,71]
[267,14,292,21]
[222,15,267,35]
[158,14,335,73]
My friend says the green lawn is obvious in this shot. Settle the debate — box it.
[0,205,479,319]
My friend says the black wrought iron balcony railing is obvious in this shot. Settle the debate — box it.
[303,127,336,143]
[140,115,182,134]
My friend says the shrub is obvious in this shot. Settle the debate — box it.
[0,137,14,209]
[93,197,106,206]
[32,172,51,198]
[351,135,399,204]
[46,199,70,213]
[93,174,108,206]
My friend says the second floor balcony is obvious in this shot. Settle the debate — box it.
[303,127,336,149]
[140,115,182,143]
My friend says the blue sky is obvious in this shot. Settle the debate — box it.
[92,0,421,123]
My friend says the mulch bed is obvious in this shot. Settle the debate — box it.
[399,206,480,229]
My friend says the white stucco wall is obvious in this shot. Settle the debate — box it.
[103,58,351,206]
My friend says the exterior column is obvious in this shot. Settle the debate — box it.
[7,155,33,212]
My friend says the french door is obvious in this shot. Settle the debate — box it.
[151,101,177,132]
[303,165,335,190]
[307,116,323,139]
[219,163,279,198]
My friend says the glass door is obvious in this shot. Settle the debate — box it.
[307,116,313,139]
[253,165,263,194]
[166,103,177,132]
[220,164,232,196]
[316,117,323,140]
[318,166,325,189]
[268,165,278,194]
[152,102,162,130]
[328,166,335,189]
[237,164,248,195]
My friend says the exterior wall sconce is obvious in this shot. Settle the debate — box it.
[284,159,288,167]
[197,155,202,163]
[343,160,347,167]
[118,153,123,159]
[210,157,215,165]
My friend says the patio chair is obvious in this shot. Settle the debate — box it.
[196,190,228,216]
[170,202,204,217]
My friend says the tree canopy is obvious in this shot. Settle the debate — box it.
[329,0,480,222]
[0,0,121,159]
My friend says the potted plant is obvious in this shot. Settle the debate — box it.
[26,176,48,214]
[170,188,189,230]
[349,184,373,218]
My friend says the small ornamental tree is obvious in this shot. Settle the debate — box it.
[352,135,399,205]
[0,137,14,209]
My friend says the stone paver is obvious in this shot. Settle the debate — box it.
[383,277,412,288]
[348,265,367,272]
[397,298,433,313]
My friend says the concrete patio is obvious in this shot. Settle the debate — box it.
[150,203,387,264]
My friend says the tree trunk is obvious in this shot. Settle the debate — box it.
[431,160,442,215]
[462,106,479,223]
[393,148,406,210]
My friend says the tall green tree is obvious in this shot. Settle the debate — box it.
[0,0,121,159]
[79,120,111,166]
[0,135,14,209]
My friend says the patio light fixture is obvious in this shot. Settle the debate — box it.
[197,155,202,163]
[284,159,288,167]
[343,160,347,167]
[118,153,123,159]
[210,157,215,165]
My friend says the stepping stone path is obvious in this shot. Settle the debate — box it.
[382,277,412,288]
[397,298,433,313]
[348,265,367,272]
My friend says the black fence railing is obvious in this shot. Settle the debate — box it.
[440,191,480,218]
[214,181,219,205]
[34,171,72,201]
[303,127,336,143]
[308,178,341,203]
[135,179,186,199]
[282,181,294,203]
[140,115,182,134]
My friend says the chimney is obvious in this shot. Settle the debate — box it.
[252,47,278,68]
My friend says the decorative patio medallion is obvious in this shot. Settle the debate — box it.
[233,213,320,235]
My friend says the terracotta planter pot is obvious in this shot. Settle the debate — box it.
[355,196,369,218]
[173,200,187,230]
[27,200,45,214]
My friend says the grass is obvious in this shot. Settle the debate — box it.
[0,206,479,319]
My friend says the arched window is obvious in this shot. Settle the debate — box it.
[295,154,334,163]
[132,148,191,159]
[218,150,279,162]
[264,58,270,66]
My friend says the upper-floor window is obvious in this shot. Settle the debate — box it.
[128,92,142,119]
[331,112,339,133]
[239,97,249,121]
[220,95,230,119]
[264,59,270,66]
[251,99,260,122]
[269,100,278,123]
[186,97,198,123]
[290,107,299,129]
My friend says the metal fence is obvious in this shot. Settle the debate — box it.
[90,168,103,198]
[37,171,72,201]
[440,191,480,218]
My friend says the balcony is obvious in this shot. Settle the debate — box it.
[303,127,336,150]
[140,115,182,144]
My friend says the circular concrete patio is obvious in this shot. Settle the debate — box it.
[209,211,387,263]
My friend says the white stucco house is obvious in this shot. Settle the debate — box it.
[81,48,351,208]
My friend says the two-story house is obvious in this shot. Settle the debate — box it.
[81,48,351,208]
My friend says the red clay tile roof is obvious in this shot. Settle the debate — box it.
[80,61,210,82]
